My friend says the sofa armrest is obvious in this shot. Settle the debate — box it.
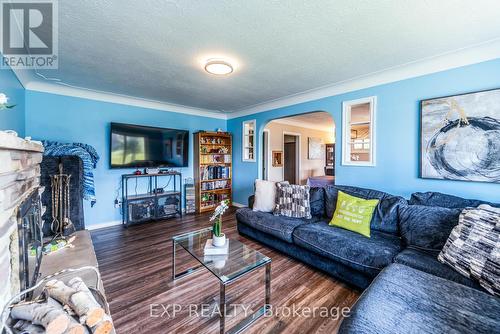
[248,195,255,209]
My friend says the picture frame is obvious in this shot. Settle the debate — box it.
[272,151,283,167]
[308,137,323,160]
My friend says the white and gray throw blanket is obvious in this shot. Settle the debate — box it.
[438,204,500,296]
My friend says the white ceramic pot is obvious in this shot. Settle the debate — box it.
[213,233,226,247]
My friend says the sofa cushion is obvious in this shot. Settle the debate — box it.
[394,248,481,290]
[274,183,312,219]
[398,205,460,251]
[324,185,407,235]
[439,205,500,297]
[409,191,499,209]
[329,191,379,238]
[338,263,500,334]
[309,187,325,218]
[253,179,278,212]
[236,207,315,243]
[292,221,401,277]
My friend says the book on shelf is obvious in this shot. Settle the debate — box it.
[200,166,231,180]
[201,180,230,191]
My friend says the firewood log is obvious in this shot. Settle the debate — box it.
[10,303,70,334]
[65,317,89,334]
[67,277,108,329]
[45,279,104,328]
[47,298,89,334]
[13,320,46,334]
[89,314,113,334]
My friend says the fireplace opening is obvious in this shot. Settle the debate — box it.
[17,190,44,295]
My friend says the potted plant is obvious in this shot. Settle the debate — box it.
[210,200,229,247]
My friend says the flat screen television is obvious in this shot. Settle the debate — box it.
[110,122,189,168]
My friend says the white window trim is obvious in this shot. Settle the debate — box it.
[342,96,377,167]
[242,119,257,162]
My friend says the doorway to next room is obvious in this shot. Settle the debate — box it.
[261,111,335,187]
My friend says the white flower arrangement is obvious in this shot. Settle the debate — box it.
[210,200,230,237]
[0,93,15,110]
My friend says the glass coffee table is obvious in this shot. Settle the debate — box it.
[172,227,271,334]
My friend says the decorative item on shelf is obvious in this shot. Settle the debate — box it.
[145,167,160,175]
[421,88,500,183]
[0,93,16,110]
[209,200,230,247]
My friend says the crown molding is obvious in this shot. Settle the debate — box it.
[227,38,500,119]
[21,79,228,119]
[269,118,334,133]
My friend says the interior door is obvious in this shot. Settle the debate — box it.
[284,135,297,184]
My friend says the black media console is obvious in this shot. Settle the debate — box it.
[121,171,182,227]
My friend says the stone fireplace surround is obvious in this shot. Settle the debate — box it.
[0,131,44,312]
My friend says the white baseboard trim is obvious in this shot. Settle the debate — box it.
[87,220,122,230]
[232,202,247,208]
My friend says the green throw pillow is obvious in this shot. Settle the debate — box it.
[329,191,379,238]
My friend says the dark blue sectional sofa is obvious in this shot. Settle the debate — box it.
[236,185,500,333]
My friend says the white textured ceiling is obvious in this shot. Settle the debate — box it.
[17,0,500,113]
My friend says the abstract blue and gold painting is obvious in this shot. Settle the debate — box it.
[421,88,500,183]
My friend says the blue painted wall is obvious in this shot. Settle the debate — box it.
[20,58,500,227]
[0,66,25,136]
[25,91,226,227]
[228,58,500,205]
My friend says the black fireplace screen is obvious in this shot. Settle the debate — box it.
[17,190,43,292]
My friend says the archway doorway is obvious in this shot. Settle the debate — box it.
[262,111,335,186]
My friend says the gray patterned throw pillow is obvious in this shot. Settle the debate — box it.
[274,183,311,219]
[438,204,500,297]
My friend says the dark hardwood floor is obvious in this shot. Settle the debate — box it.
[91,208,360,334]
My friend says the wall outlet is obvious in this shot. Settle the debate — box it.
[114,199,121,208]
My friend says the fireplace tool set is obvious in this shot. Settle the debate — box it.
[46,163,76,252]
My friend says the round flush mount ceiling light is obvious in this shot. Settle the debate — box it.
[204,59,234,76]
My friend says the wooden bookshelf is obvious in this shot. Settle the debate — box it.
[194,131,232,213]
